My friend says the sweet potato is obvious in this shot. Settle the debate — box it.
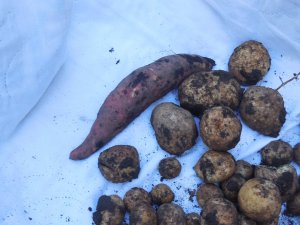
[69,54,215,160]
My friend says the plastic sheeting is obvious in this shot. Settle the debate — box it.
[1,0,300,224]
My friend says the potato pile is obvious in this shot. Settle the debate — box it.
[92,40,300,225]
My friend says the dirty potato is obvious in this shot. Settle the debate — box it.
[151,102,198,155]
[286,192,300,216]
[186,213,201,225]
[150,183,175,205]
[293,143,300,165]
[221,174,246,202]
[196,183,224,207]
[159,157,182,179]
[123,187,152,212]
[235,160,254,180]
[157,203,186,225]
[238,214,257,225]
[129,203,157,225]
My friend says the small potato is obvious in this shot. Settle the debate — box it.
[238,178,281,223]
[151,102,198,155]
[98,145,140,183]
[221,174,246,202]
[129,203,157,225]
[238,214,257,225]
[200,198,238,225]
[239,86,286,137]
[93,195,125,225]
[194,150,236,183]
[159,157,181,179]
[196,183,224,207]
[257,217,279,225]
[157,203,186,225]
[228,40,271,85]
[235,160,254,180]
[178,70,243,116]
[261,140,293,166]
[293,143,300,165]
[286,192,300,215]
[123,187,152,212]
[200,106,242,151]
[150,183,174,205]
[186,213,201,225]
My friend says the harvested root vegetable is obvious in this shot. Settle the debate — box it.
[159,157,182,179]
[123,187,152,212]
[157,203,186,225]
[129,203,157,225]
[70,54,215,160]
[235,160,254,180]
[221,174,246,202]
[150,183,174,205]
[196,183,224,207]
[186,213,201,225]
[286,192,300,215]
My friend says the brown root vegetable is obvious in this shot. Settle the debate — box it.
[178,70,243,116]
[239,86,286,137]
[286,192,300,215]
[235,160,254,180]
[151,102,198,155]
[221,174,246,202]
[98,145,140,183]
[238,178,281,223]
[157,203,186,225]
[129,203,157,225]
[150,183,174,205]
[256,217,279,225]
[200,106,242,151]
[261,140,293,167]
[159,157,182,179]
[228,40,271,85]
[70,54,215,160]
[194,150,236,183]
[200,198,238,225]
[196,183,224,207]
[238,214,257,225]
[293,143,300,165]
[93,195,125,225]
[123,187,152,212]
[186,213,201,225]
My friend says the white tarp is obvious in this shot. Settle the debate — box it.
[1,0,300,224]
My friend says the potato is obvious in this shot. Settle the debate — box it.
[98,145,140,183]
[239,86,286,137]
[200,106,242,151]
[238,178,281,222]
[157,203,186,225]
[221,174,246,202]
[178,70,243,116]
[235,160,254,180]
[186,213,201,225]
[228,40,271,85]
[256,217,279,225]
[129,203,157,225]
[255,164,298,202]
[150,183,174,205]
[238,214,257,225]
[261,140,293,166]
[293,143,300,165]
[151,102,198,155]
[159,157,181,179]
[194,150,236,183]
[123,187,152,212]
[93,195,125,225]
[196,183,224,207]
[286,192,300,215]
[200,198,238,225]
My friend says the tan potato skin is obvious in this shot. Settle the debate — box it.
[196,183,224,207]
[70,54,215,160]
[129,203,157,225]
[123,187,152,212]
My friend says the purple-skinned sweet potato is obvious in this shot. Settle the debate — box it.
[69,54,215,160]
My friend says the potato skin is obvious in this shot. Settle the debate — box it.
[151,102,198,155]
[129,203,157,225]
[228,40,271,85]
[157,203,186,225]
[235,160,254,180]
[293,143,300,165]
[238,214,257,225]
[261,140,293,166]
[186,213,201,225]
[178,70,243,116]
[221,174,246,202]
[238,178,281,223]
[194,150,236,183]
[159,157,182,179]
[239,86,286,137]
[70,54,215,160]
[196,183,224,207]
[286,192,300,215]
[150,183,175,205]
[200,106,242,151]
[123,187,152,212]
[98,145,140,183]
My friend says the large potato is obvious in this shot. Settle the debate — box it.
[123,187,152,212]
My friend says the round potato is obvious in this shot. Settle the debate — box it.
[151,102,198,155]
[159,157,182,179]
[194,150,236,183]
[239,86,286,137]
[293,143,300,165]
[150,183,174,205]
[235,160,254,180]
[178,70,243,116]
[200,198,238,225]
[157,203,186,225]
[129,203,157,225]
[221,174,246,202]
[228,40,271,85]
[123,187,152,212]
[186,213,201,225]
[286,192,300,215]
[200,106,242,151]
[261,140,293,166]
[238,178,281,222]
[196,183,224,207]
[98,145,140,183]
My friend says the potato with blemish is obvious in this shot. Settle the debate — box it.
[150,183,174,205]
[93,195,125,225]
[200,106,242,151]
[129,203,157,225]
[196,183,224,207]
[98,145,140,183]
[123,187,152,212]
[186,213,201,225]
[235,160,254,180]
[157,203,186,225]
[293,143,300,165]
[261,140,293,166]
[238,214,257,225]
[194,150,236,183]
[159,157,181,179]
[200,198,238,225]
[286,192,300,215]
[221,174,246,202]
[178,70,243,116]
[239,86,286,137]
[238,178,281,223]
[228,40,271,85]
[151,102,198,155]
